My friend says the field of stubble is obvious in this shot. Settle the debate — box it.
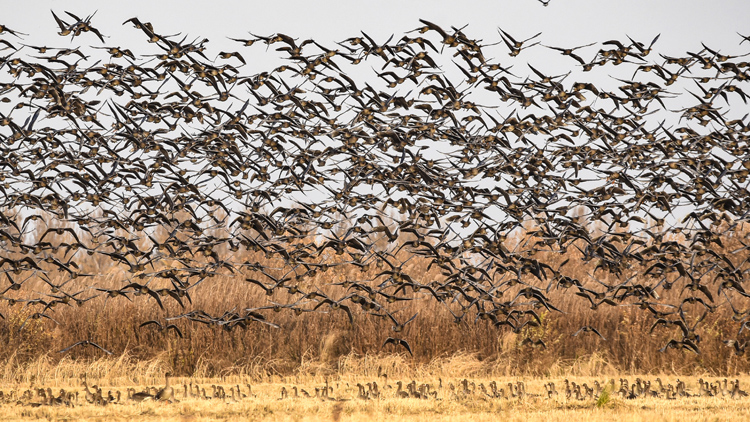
[2,370,750,422]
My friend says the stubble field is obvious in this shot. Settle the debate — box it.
[0,352,749,421]
[2,368,750,422]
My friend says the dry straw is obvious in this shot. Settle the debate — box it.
[1,222,748,379]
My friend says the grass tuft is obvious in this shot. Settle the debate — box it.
[596,385,611,408]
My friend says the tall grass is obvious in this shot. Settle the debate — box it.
[1,221,748,378]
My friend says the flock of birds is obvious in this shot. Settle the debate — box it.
[0,12,750,358]
[1,374,748,407]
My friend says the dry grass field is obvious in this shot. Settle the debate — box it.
[1,357,749,422]
[2,227,750,420]
[4,388,750,422]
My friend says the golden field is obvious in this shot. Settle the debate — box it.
[4,388,750,422]
[1,355,749,422]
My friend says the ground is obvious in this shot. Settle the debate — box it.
[2,375,749,421]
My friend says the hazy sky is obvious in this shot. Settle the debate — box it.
[3,0,748,224]
[4,0,749,55]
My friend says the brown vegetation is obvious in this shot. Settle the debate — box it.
[1,223,749,378]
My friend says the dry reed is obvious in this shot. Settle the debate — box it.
[1,221,748,379]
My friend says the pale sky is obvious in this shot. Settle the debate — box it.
[4,0,749,55]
